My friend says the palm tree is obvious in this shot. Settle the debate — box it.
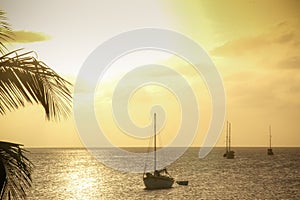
[0,10,72,199]
[0,142,33,199]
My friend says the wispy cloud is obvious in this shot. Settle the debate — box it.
[211,20,300,70]
[10,30,51,43]
[211,35,270,57]
[277,56,300,70]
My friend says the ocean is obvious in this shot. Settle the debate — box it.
[26,147,300,199]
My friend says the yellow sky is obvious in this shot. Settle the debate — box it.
[0,0,299,147]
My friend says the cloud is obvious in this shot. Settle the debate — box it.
[208,18,300,131]
[274,32,295,44]
[11,30,51,43]
[277,56,300,69]
[211,35,269,57]
[211,20,300,70]
[212,27,297,56]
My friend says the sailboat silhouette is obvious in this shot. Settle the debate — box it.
[223,121,235,159]
[143,113,174,189]
[267,125,274,155]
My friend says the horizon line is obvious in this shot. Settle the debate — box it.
[25,145,300,149]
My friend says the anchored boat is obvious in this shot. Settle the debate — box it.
[267,125,274,155]
[223,121,235,159]
[143,113,174,190]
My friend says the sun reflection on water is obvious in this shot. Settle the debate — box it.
[28,149,111,199]
[62,151,106,200]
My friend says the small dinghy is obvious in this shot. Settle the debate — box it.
[176,180,188,186]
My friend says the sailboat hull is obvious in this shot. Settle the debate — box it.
[224,150,235,159]
[143,175,174,190]
[267,148,274,155]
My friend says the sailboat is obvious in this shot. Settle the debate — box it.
[143,113,174,190]
[267,125,274,155]
[223,121,235,159]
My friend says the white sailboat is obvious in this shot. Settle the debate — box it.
[143,113,174,190]
[223,121,235,159]
[267,125,274,155]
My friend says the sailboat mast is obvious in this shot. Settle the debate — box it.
[229,122,231,151]
[269,125,272,149]
[226,121,228,152]
[154,113,157,172]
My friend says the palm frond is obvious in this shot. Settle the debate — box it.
[0,49,72,120]
[0,141,33,200]
[0,10,14,54]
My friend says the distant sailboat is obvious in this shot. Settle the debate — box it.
[223,121,235,159]
[143,113,174,190]
[267,125,274,155]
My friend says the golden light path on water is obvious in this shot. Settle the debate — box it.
[27,149,108,199]
[64,160,100,200]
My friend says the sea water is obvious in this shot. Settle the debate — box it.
[26,147,300,199]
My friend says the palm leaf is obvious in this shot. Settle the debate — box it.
[0,141,33,199]
[0,9,73,200]
[0,10,14,54]
[0,49,72,120]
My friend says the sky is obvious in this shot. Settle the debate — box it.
[0,0,299,148]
